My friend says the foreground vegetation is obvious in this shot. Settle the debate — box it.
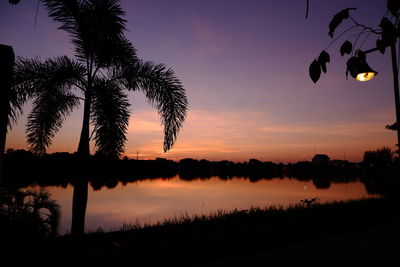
[2,197,397,266]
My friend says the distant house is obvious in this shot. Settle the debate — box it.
[312,154,330,165]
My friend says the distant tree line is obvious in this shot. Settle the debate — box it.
[3,147,398,189]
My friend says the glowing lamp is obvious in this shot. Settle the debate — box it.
[356,71,376,82]
[346,56,378,82]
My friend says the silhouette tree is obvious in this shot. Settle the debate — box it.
[0,189,60,238]
[362,147,393,169]
[12,0,188,236]
[0,45,16,187]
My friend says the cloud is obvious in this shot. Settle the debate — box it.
[190,18,229,58]
[123,109,396,162]
[7,107,395,163]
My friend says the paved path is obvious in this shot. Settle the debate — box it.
[198,224,399,267]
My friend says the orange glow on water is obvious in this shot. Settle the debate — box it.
[28,176,372,234]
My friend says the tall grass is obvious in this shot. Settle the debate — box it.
[64,197,397,266]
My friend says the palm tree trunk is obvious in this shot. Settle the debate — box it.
[71,177,88,236]
[77,91,91,156]
[0,45,15,188]
[71,90,91,237]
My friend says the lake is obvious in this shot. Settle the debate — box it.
[27,175,373,234]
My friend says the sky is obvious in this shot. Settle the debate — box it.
[0,0,396,163]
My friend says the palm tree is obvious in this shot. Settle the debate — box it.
[0,189,61,238]
[12,0,188,236]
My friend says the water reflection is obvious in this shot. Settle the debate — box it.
[27,175,373,234]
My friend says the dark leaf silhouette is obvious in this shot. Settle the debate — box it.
[346,56,357,79]
[309,59,321,83]
[91,79,130,157]
[320,63,327,73]
[388,0,400,17]
[1,189,60,237]
[8,0,21,4]
[328,8,356,38]
[340,40,352,56]
[318,51,330,63]
[42,0,127,63]
[128,60,189,152]
[317,51,330,73]
[385,122,398,131]
[380,17,397,46]
[27,90,79,155]
[376,39,386,54]
[14,56,84,155]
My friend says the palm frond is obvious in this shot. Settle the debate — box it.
[40,0,81,34]
[94,36,138,69]
[1,189,60,237]
[13,56,86,95]
[26,90,79,155]
[41,0,86,60]
[42,0,127,63]
[125,60,188,152]
[12,56,85,130]
[8,0,21,5]
[91,78,130,157]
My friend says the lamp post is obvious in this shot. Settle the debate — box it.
[348,44,400,151]
[389,43,400,152]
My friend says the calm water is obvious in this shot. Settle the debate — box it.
[27,176,372,234]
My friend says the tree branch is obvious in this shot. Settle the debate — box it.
[349,16,381,34]
[323,25,359,51]
[305,0,309,19]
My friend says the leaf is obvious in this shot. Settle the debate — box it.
[320,62,327,73]
[376,39,386,54]
[318,50,330,64]
[340,40,352,56]
[328,8,357,38]
[8,0,21,5]
[317,51,330,74]
[385,122,398,131]
[388,0,400,18]
[346,56,360,79]
[309,59,321,83]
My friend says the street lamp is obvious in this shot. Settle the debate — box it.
[346,55,378,82]
[308,3,400,156]
[349,45,400,150]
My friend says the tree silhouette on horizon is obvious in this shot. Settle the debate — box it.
[12,0,188,237]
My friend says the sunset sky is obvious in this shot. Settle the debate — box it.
[0,0,396,163]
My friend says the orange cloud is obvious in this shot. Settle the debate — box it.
[6,106,396,163]
[123,109,396,162]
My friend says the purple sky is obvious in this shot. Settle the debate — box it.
[0,0,396,162]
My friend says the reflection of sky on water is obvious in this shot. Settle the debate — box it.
[28,176,371,234]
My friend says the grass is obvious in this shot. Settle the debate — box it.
[21,197,396,266]
[2,197,398,266]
